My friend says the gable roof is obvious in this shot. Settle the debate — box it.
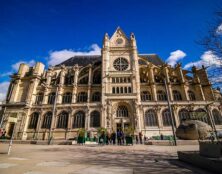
[138,54,164,66]
[56,54,164,67]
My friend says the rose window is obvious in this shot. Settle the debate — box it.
[113,57,129,71]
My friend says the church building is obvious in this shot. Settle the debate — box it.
[1,27,222,140]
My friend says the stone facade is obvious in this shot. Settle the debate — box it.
[1,27,222,140]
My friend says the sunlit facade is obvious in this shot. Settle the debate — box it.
[1,28,222,140]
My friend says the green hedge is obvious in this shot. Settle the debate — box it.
[152,135,176,140]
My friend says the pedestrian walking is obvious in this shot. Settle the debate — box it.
[160,133,164,140]
[135,135,139,144]
[139,132,143,144]
[112,131,116,145]
[117,130,121,145]
[121,130,125,145]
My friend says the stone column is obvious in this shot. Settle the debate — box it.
[149,65,157,101]
[155,107,162,128]
[163,66,173,101]
[46,70,52,86]
[21,109,31,140]
[172,105,179,127]
[198,84,205,101]
[66,108,72,130]
[10,79,21,102]
[177,65,189,100]
[101,105,107,128]
[26,78,40,105]
[134,101,141,132]
[72,67,79,103]
[35,110,43,140]
[140,106,145,130]
[57,86,63,104]
[87,65,92,103]
[42,88,48,104]
[51,110,58,130]
[107,101,112,131]
[60,68,65,86]
[85,108,90,130]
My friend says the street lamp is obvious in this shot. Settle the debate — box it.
[48,86,59,145]
[163,78,177,146]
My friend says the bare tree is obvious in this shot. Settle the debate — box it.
[200,11,222,88]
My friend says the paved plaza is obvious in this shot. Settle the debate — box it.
[0,143,213,174]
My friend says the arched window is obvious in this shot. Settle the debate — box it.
[157,90,167,101]
[77,92,87,102]
[145,110,157,126]
[50,73,60,86]
[141,91,152,101]
[73,111,85,128]
[179,109,190,123]
[28,112,39,129]
[62,92,72,104]
[116,105,128,117]
[48,92,56,104]
[120,87,123,93]
[92,92,101,102]
[35,93,43,105]
[128,87,132,93]
[188,91,196,101]
[162,109,175,126]
[41,112,52,129]
[57,111,68,129]
[117,87,119,94]
[93,70,101,84]
[173,90,182,101]
[79,76,88,84]
[64,73,74,85]
[193,109,209,123]
[124,87,127,93]
[90,111,100,127]
[212,109,222,125]
[112,87,115,94]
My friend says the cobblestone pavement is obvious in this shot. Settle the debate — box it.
[0,143,213,174]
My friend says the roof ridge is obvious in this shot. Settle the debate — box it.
[139,53,157,55]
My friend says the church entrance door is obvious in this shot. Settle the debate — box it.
[8,122,15,138]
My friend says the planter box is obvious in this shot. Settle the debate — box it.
[199,141,222,158]
[125,136,133,145]
[77,137,85,144]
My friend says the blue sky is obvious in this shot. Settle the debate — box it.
[0,0,221,100]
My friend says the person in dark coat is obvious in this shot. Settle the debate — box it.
[160,134,164,140]
[135,135,139,144]
[139,132,143,144]
[117,130,121,145]
[121,130,125,145]
[112,131,116,145]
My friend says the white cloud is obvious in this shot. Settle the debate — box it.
[48,44,101,66]
[0,72,12,78]
[0,81,10,102]
[184,51,221,69]
[0,60,35,78]
[166,50,186,67]
[11,60,36,71]
[216,23,222,34]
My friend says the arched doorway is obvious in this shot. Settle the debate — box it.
[113,102,133,133]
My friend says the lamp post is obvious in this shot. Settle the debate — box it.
[48,86,59,145]
[0,106,7,128]
[163,78,177,146]
[206,103,219,141]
